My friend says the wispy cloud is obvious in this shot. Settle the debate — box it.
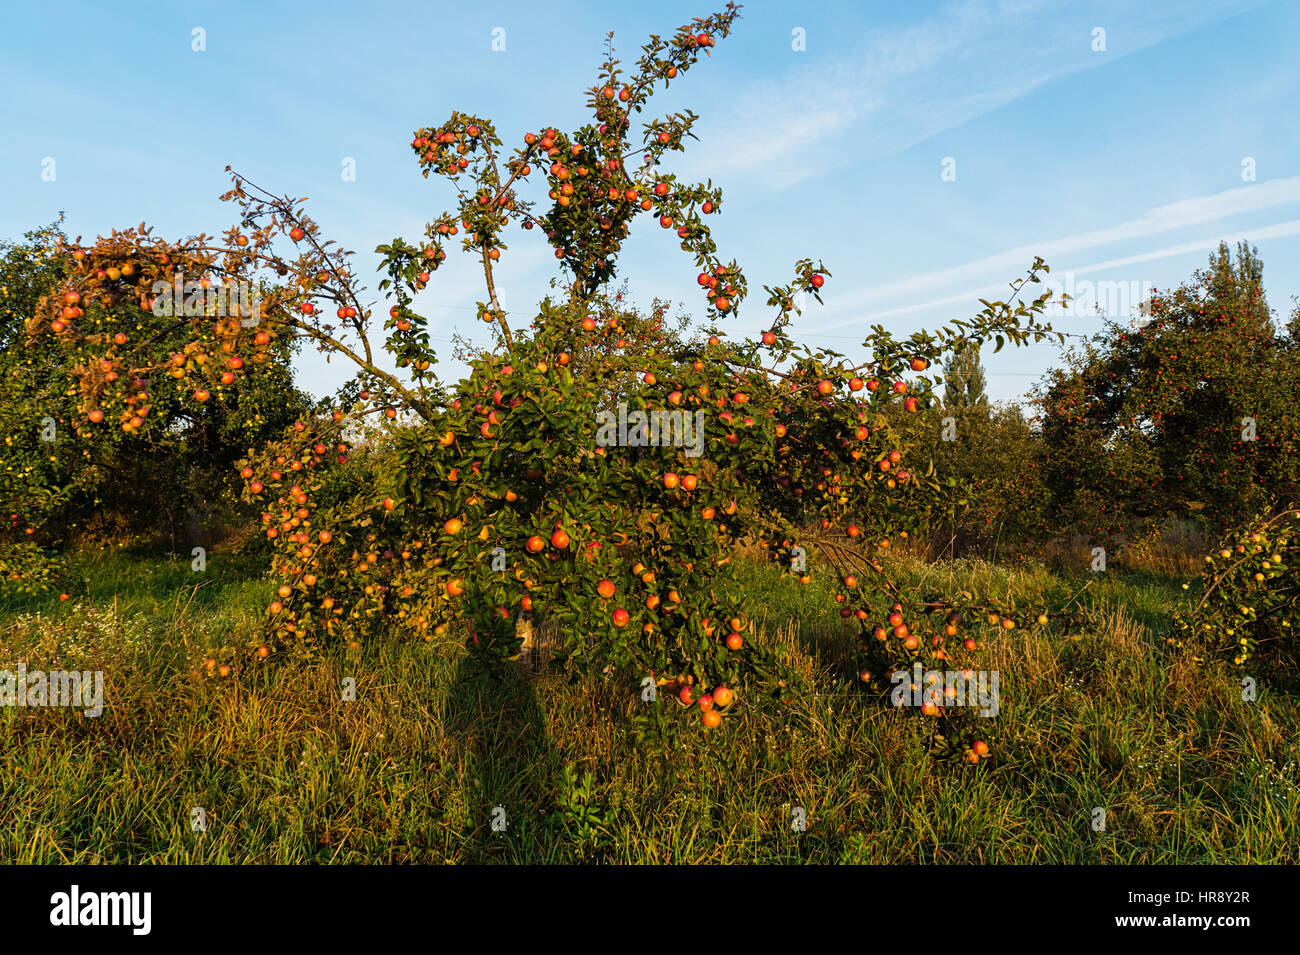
[810,177,1300,330]
[683,0,1269,188]
[809,219,1300,328]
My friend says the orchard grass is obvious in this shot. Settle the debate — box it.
[1,550,1296,864]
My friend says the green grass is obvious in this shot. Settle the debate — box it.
[2,550,1297,863]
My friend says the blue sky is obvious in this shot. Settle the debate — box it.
[3,0,1297,404]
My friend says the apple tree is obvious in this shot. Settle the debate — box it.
[1037,244,1300,543]
[1,219,312,593]
[30,5,1067,762]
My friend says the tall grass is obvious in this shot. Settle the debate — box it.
[1,550,1296,863]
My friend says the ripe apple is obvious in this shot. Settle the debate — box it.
[444,518,463,535]
[702,709,722,729]
[597,579,615,599]
[725,632,743,650]
[663,472,680,490]
[817,379,834,395]
[713,686,734,707]
[612,608,630,627]
[550,528,570,549]
[762,331,777,346]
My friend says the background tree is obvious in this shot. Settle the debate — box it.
[1037,243,1298,542]
[1207,239,1270,333]
[942,341,987,410]
[0,220,312,589]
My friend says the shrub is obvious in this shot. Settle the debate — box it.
[1171,507,1300,688]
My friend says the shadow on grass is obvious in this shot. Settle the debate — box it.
[440,654,563,863]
